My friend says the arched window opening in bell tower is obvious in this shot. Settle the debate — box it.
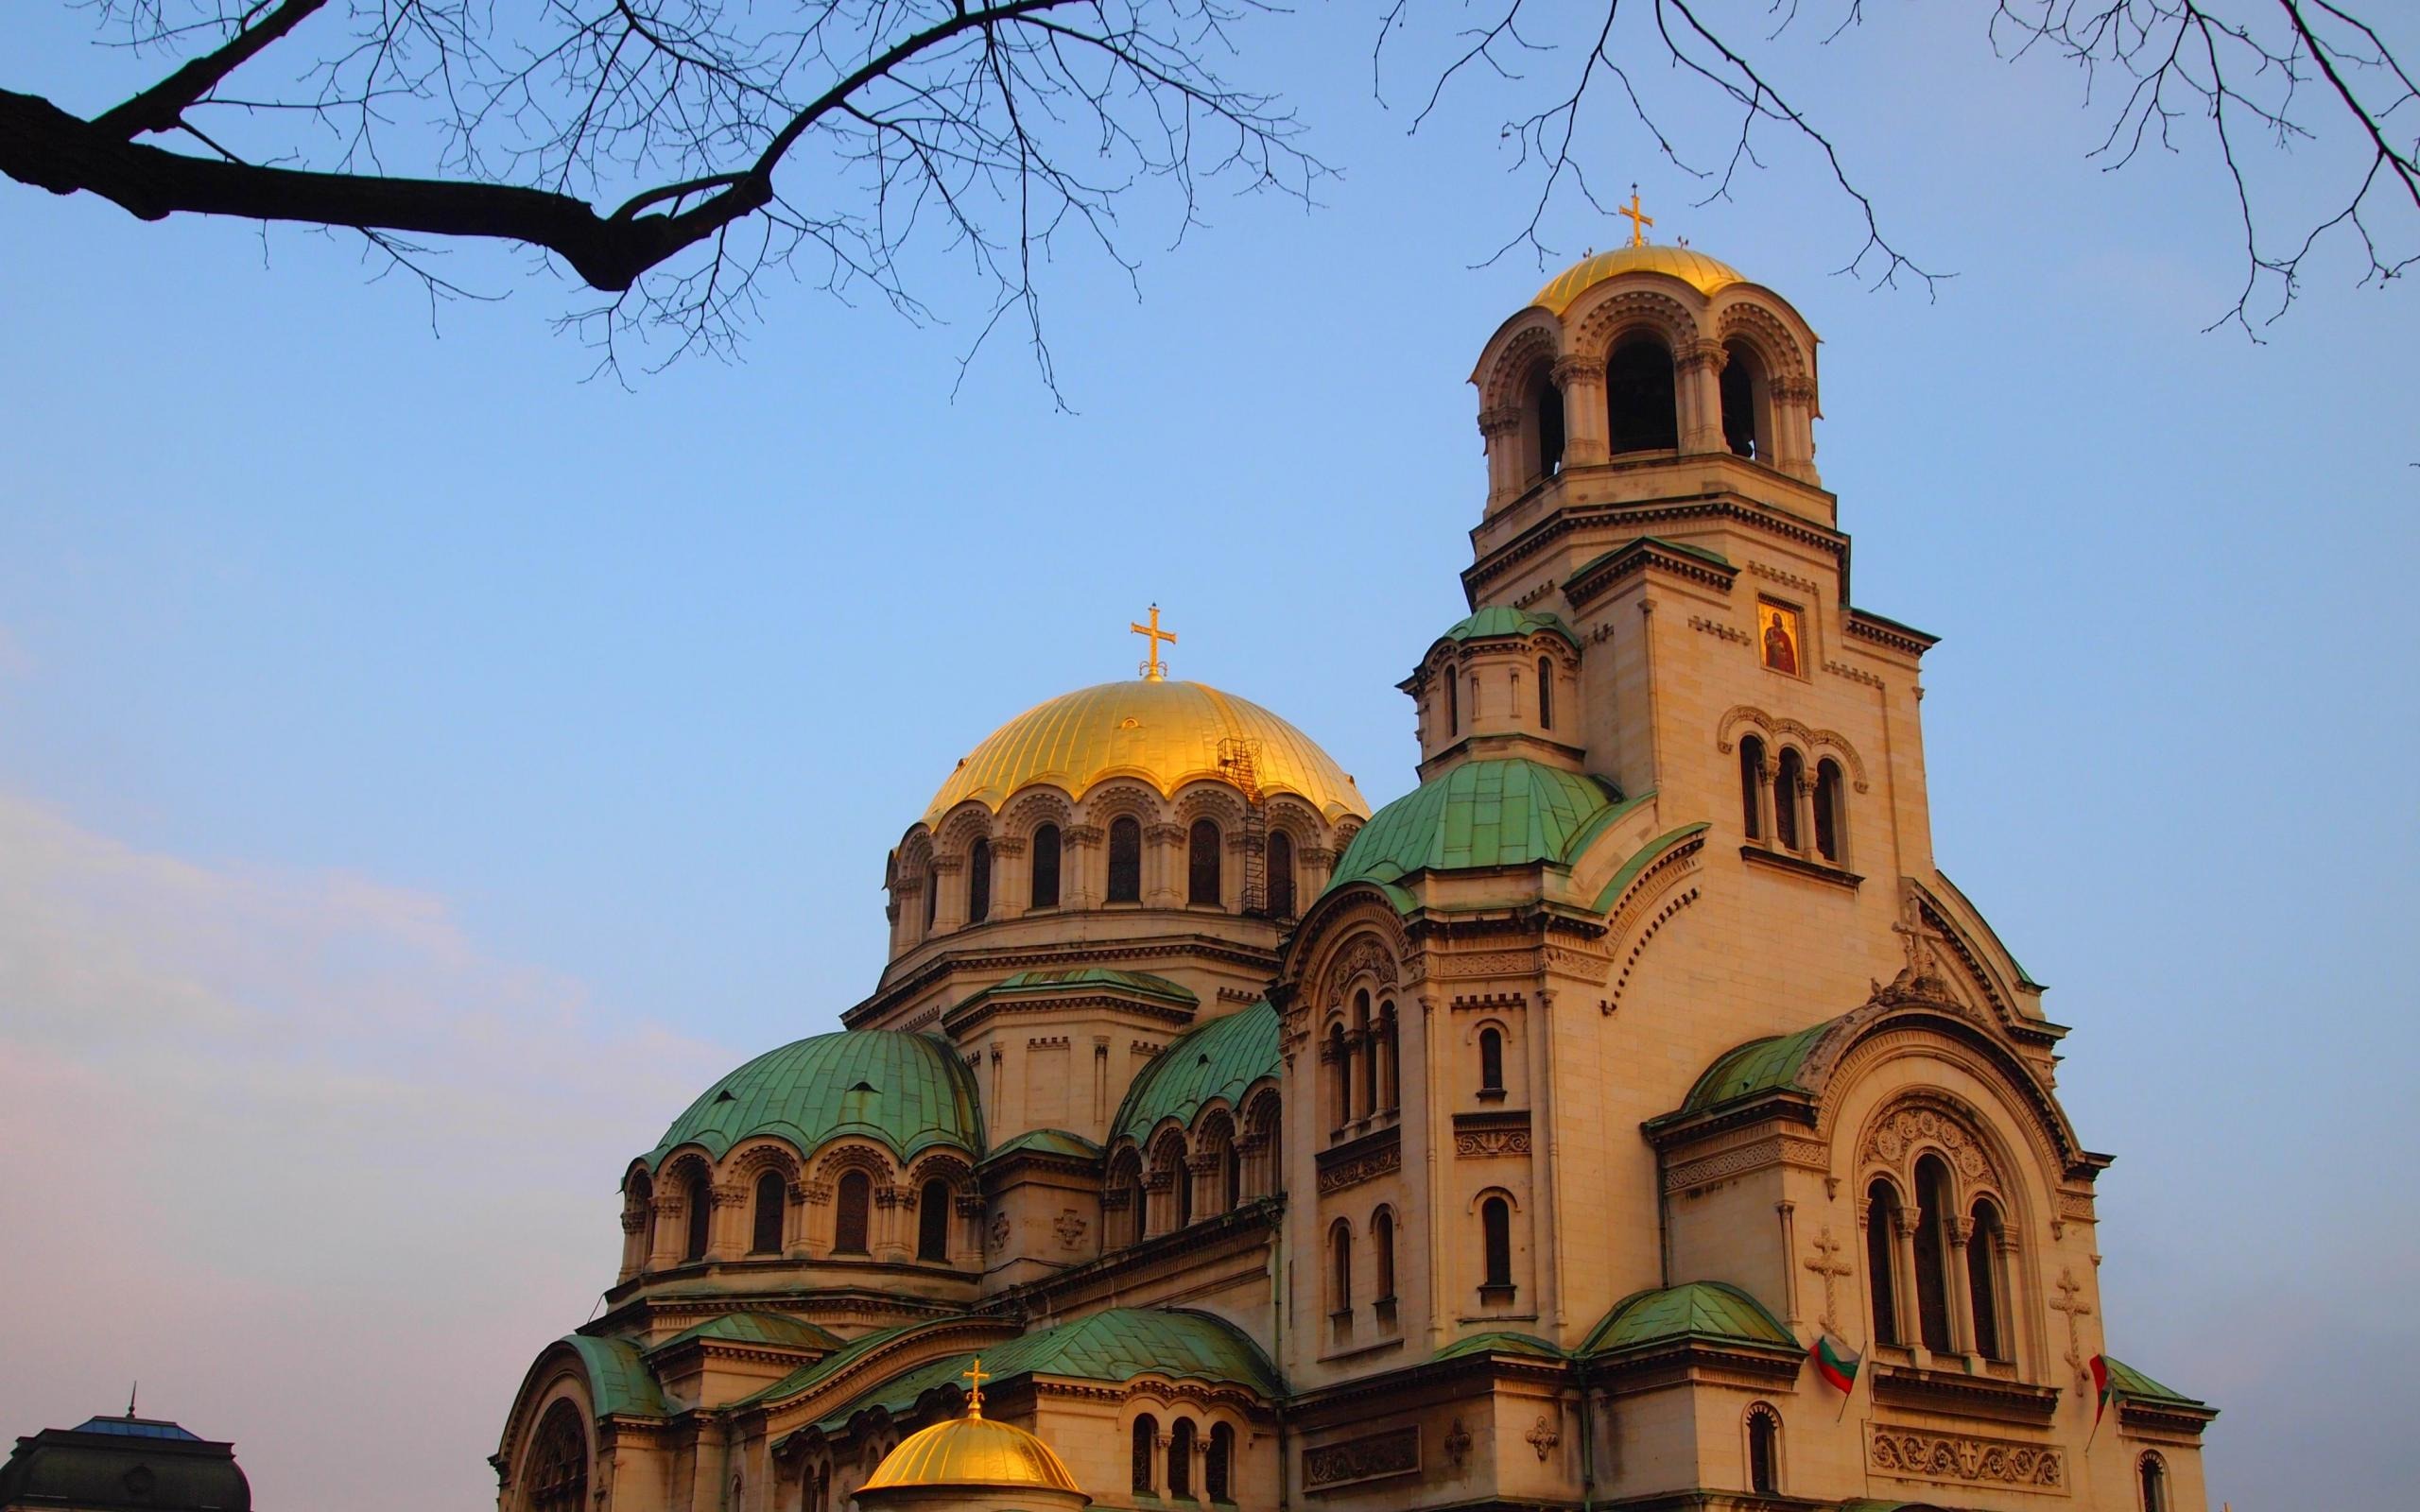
[833,1170,872,1254]
[1969,1197,2008,1361]
[1188,819,1222,906]
[1531,371,1565,479]
[1720,339,1771,460]
[966,837,992,923]
[1814,758,1845,863]
[918,1178,950,1262]
[1865,1178,1902,1344]
[1746,1404,1781,1495]
[1268,829,1296,919]
[1108,816,1143,902]
[1606,336,1680,454]
[1536,656,1554,730]
[1030,823,1062,908]
[751,1169,786,1255]
[1738,735,1766,840]
[1913,1154,1956,1353]
[1773,747,1805,850]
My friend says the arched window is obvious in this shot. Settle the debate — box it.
[1377,1001,1399,1112]
[1167,1418,1196,1499]
[1267,830,1296,919]
[1480,1195,1514,1295]
[1746,1403,1781,1495]
[1913,1155,1955,1354]
[917,1178,950,1262]
[1329,1220,1354,1314]
[1478,1026,1506,1095]
[1327,1022,1351,1134]
[1176,1150,1195,1229]
[1222,1138,1241,1211]
[1445,669,1459,734]
[1132,1416,1158,1495]
[1865,1178,1902,1345]
[1720,340,1770,461]
[1969,1198,2006,1361]
[627,1172,656,1267]
[1738,734,1766,840]
[1107,816,1143,902]
[1188,819,1222,906]
[1814,759,1844,864]
[1030,823,1062,908]
[682,1171,712,1262]
[751,1169,786,1255]
[1606,336,1679,453]
[966,838,992,923]
[1206,1423,1234,1504]
[833,1170,872,1255]
[1532,371,1565,479]
[1537,656,1554,729]
[2138,1452,2169,1512]
[1108,1150,1144,1248]
[1373,1209,1397,1302]
[922,868,937,931]
[1773,747,1804,851]
[1354,991,1375,1120]
[527,1400,590,1512]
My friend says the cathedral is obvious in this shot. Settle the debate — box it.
[493,237,2216,1512]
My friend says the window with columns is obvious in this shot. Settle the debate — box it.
[1354,991,1375,1119]
[1912,1154,1956,1353]
[1167,1418,1195,1499]
[1720,338,1772,460]
[1187,819,1221,906]
[1268,830,1296,919]
[966,838,992,923]
[832,1170,872,1254]
[916,1178,949,1262]
[1773,747,1805,850]
[1738,735,1766,839]
[750,1170,786,1255]
[1107,816,1143,902]
[1206,1423,1234,1503]
[1131,1416,1158,1495]
[1969,1197,2007,1360]
[1865,1178,1903,1345]
[1030,823,1062,908]
[681,1170,711,1262]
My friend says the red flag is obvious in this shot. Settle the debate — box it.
[2090,1354,2113,1425]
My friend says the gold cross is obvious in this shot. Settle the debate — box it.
[1804,1225,1856,1333]
[1130,604,1178,682]
[961,1357,990,1416]
[1618,185,1653,248]
[2049,1268,2093,1385]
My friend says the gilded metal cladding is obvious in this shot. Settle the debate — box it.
[921,678,1368,828]
[1530,245,1745,312]
[860,1415,1082,1492]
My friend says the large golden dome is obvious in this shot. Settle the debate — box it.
[861,1411,1082,1495]
[922,679,1368,828]
[1531,244,1743,313]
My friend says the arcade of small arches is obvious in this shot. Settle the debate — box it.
[1128,1407,1245,1503]
[1321,987,1402,1140]
[616,1139,981,1282]
[1103,1088,1283,1248]
[1736,730,1854,867]
[889,782,1359,955]
[1855,1096,2028,1371]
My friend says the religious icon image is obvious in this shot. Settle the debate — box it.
[1758,600,1803,676]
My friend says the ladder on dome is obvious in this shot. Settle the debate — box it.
[1218,736,1270,918]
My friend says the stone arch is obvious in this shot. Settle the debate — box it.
[1854,1091,2017,1214]
[932,803,994,859]
[1804,1003,2092,1186]
[811,1141,897,1184]
[1075,777,1167,827]
[1715,706,1871,792]
[1478,319,1564,412]
[1568,287,1703,365]
[1714,298,1813,383]
[1000,786,1075,840]
[727,1139,804,1185]
[1172,782,1248,829]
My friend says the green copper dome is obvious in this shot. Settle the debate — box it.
[647,1030,983,1167]
[1435,606,1577,647]
[1324,758,1635,906]
[1113,1002,1280,1145]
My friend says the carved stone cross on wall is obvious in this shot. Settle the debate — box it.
[2049,1267,2094,1386]
[1805,1225,1856,1333]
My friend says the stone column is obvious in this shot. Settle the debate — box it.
[1676,339,1728,454]
[786,1179,814,1259]
[618,1209,648,1282]
[1478,404,1525,511]
[1946,1216,1979,1362]
[1772,375,1820,483]
[1552,354,1610,468]
[703,1180,745,1263]
[1792,767,1815,856]
[1063,825,1103,908]
[1146,823,1184,908]
[929,855,965,934]
[1892,1206,1925,1364]
[993,836,1028,920]
[874,1184,913,1263]
[648,1195,684,1271]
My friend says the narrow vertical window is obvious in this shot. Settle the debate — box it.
[1968,1198,2006,1361]
[1747,1405,1780,1494]
[1532,372,1565,478]
[1537,655,1554,729]
[1377,1001,1399,1112]
[1206,1424,1234,1503]
[1481,1196,1513,1293]
[2138,1453,2169,1512]
[1478,1026,1505,1094]
[1176,1150,1195,1229]
[1354,991,1375,1119]
[1107,816,1143,902]
[751,1170,786,1255]
[1445,668,1460,734]
[1188,818,1221,906]
[1030,823,1062,908]
[1373,1209,1397,1301]
[629,1172,656,1266]
[918,1178,950,1262]
[1913,1155,1955,1354]
[1327,1023,1351,1133]
[1132,1416,1158,1495]
[1865,1179,1901,1345]
[1814,759,1844,863]
[1739,735,1766,840]
[1329,1221,1353,1314]
[1773,747,1804,850]
[1167,1419,1195,1499]
[1267,830,1296,919]
[683,1171,711,1262]
[1222,1141,1241,1211]
[833,1170,872,1254]
[966,838,992,923]
[922,868,937,930]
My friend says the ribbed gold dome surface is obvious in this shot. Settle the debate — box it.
[1532,245,1743,312]
[922,679,1367,828]
[861,1413,1082,1494]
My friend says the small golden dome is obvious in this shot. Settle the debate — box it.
[861,1413,1082,1495]
[922,679,1368,829]
[1531,245,1744,313]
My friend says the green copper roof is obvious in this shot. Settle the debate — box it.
[648,1030,983,1166]
[816,1309,1282,1432]
[1679,1022,1835,1114]
[2102,1357,2205,1407]
[1582,1281,1796,1355]
[985,1127,1104,1163]
[978,969,1198,1004]
[1324,759,1628,904]
[565,1334,669,1418]
[1437,606,1578,647]
[1433,1331,1565,1363]
[745,1320,933,1408]
[1113,1003,1279,1145]
[1591,821,1707,912]
[649,1313,839,1357]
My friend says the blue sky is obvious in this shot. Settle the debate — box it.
[1,3,2413,1507]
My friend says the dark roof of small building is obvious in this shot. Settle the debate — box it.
[0,1414,250,1512]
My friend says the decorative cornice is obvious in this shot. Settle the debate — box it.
[1315,1125,1403,1194]
[1462,494,1842,607]
[1563,537,1739,609]
[1871,1364,2060,1425]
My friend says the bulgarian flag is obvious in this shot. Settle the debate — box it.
[1812,1332,1861,1394]
[2090,1354,2114,1425]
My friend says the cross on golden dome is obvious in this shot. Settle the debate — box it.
[1618,185,1653,249]
[961,1358,990,1417]
[1130,605,1178,681]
